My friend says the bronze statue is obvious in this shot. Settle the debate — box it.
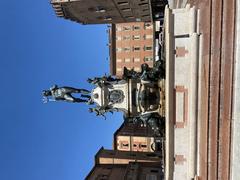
[42,85,91,103]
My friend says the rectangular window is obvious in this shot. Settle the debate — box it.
[121,8,131,12]
[124,58,131,62]
[134,67,141,72]
[117,68,122,72]
[145,34,153,39]
[150,169,159,173]
[104,16,112,21]
[117,59,122,62]
[119,141,129,149]
[133,35,140,40]
[141,144,147,148]
[123,47,131,52]
[125,16,134,19]
[144,46,153,51]
[123,26,131,31]
[123,35,131,40]
[118,2,129,6]
[139,2,148,6]
[144,22,153,29]
[133,25,140,30]
[116,36,122,41]
[133,58,140,62]
[133,46,141,51]
[144,56,153,62]
[116,26,122,31]
[116,47,122,52]
[95,6,106,13]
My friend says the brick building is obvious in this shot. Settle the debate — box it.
[50,0,153,24]
[109,22,154,77]
[86,147,164,179]
[95,147,162,165]
[86,162,164,180]
[114,122,164,152]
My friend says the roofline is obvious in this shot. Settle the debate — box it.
[113,122,125,150]
[109,24,116,75]
[94,146,104,165]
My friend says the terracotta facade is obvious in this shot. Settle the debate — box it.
[86,162,164,180]
[109,22,154,77]
[114,122,163,152]
[95,147,162,165]
[86,147,164,179]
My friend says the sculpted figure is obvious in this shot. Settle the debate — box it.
[122,63,164,81]
[42,85,91,103]
[88,106,119,119]
[87,75,120,87]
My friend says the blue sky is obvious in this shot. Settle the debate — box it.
[0,1,123,180]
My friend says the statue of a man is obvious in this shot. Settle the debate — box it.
[42,85,91,103]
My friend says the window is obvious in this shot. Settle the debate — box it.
[144,56,153,62]
[123,26,131,31]
[133,25,140,30]
[88,6,106,13]
[145,34,153,39]
[150,169,159,173]
[121,142,129,147]
[120,141,129,149]
[133,58,140,62]
[139,2,148,6]
[144,22,153,29]
[95,6,106,13]
[118,1,129,6]
[116,36,121,41]
[121,8,131,12]
[117,59,122,62]
[104,16,112,21]
[133,35,140,40]
[133,46,141,51]
[124,58,131,62]
[141,144,147,148]
[116,26,122,31]
[116,47,122,52]
[134,67,141,72]
[136,18,142,21]
[125,16,134,19]
[144,46,153,51]
[123,47,131,52]
[123,35,131,40]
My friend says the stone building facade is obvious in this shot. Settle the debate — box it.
[50,0,152,24]
[114,122,163,152]
[109,22,154,77]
